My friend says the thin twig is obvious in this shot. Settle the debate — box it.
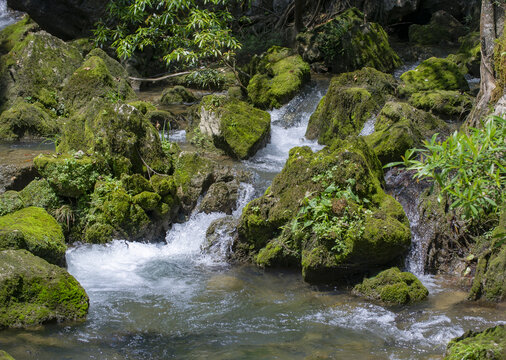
[129,71,192,82]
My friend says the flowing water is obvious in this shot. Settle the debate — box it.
[1,79,505,360]
[0,0,21,31]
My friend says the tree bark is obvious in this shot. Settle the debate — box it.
[466,0,505,127]
[294,0,304,33]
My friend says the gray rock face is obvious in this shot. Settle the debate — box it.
[7,0,107,39]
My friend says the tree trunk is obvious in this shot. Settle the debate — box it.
[466,0,505,127]
[294,0,304,33]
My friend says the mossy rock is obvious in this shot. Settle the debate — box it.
[353,267,428,305]
[160,86,197,105]
[0,191,24,216]
[0,350,15,360]
[195,95,271,159]
[0,207,66,265]
[296,8,401,74]
[128,100,157,115]
[85,48,129,80]
[121,173,154,195]
[62,55,135,111]
[446,32,481,77]
[34,153,108,198]
[58,101,169,176]
[444,325,506,360]
[364,101,449,165]
[0,249,89,329]
[200,180,239,215]
[0,31,83,109]
[133,191,161,212]
[247,46,310,109]
[0,101,57,141]
[409,10,468,46]
[408,90,474,120]
[237,137,411,282]
[306,67,396,145]
[399,57,469,97]
[0,16,39,56]
[19,179,61,211]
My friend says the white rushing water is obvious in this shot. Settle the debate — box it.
[0,0,20,31]
[359,115,377,136]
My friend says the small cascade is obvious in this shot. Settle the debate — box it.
[0,0,21,31]
[393,61,422,80]
[359,115,377,136]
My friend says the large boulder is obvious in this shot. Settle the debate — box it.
[0,249,89,329]
[364,101,449,165]
[193,95,271,159]
[0,179,60,216]
[353,267,428,305]
[7,0,107,40]
[296,8,401,74]
[160,86,197,105]
[408,90,474,120]
[200,180,240,215]
[0,101,57,141]
[399,57,470,97]
[0,207,66,266]
[306,67,397,145]
[444,325,506,360]
[247,46,310,109]
[409,10,468,46]
[237,137,411,283]
[446,32,481,78]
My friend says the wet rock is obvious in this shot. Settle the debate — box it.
[296,8,401,74]
[446,32,481,78]
[306,67,396,145]
[0,249,89,329]
[204,216,238,260]
[409,10,468,46]
[0,101,57,141]
[200,180,240,215]
[237,137,411,283]
[160,86,197,105]
[399,57,469,97]
[444,325,506,360]
[408,90,474,120]
[353,267,428,305]
[247,46,310,109]
[7,0,107,40]
[193,95,271,159]
[0,207,66,266]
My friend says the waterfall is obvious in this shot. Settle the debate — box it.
[0,0,21,31]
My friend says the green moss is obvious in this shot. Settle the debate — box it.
[150,174,176,197]
[0,101,57,141]
[85,48,129,80]
[0,16,38,55]
[445,325,505,360]
[198,95,271,159]
[83,223,114,244]
[446,32,481,77]
[409,11,468,46]
[353,267,428,305]
[62,55,135,111]
[128,101,157,115]
[0,249,89,329]
[306,68,396,144]
[19,179,60,211]
[247,46,310,109]
[296,8,401,74]
[0,350,15,360]
[133,191,161,211]
[0,191,24,216]
[0,207,66,265]
[34,154,107,198]
[493,24,506,103]
[121,173,154,195]
[161,86,196,105]
[408,90,474,119]
[399,57,470,97]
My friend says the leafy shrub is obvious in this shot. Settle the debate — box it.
[387,116,506,221]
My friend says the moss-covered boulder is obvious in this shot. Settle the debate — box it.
[58,101,169,176]
[306,68,396,145]
[409,10,468,46]
[0,29,82,109]
[0,350,14,360]
[408,90,474,120]
[296,8,401,74]
[200,180,240,215]
[399,58,469,97]
[446,32,481,78]
[0,207,66,265]
[128,100,156,115]
[0,16,39,56]
[19,179,60,210]
[34,153,108,198]
[62,54,135,111]
[469,210,506,302]
[161,86,197,105]
[0,191,24,216]
[0,101,57,141]
[193,95,271,159]
[364,101,449,165]
[444,325,506,360]
[237,137,411,283]
[0,249,88,329]
[353,267,428,305]
[247,46,310,109]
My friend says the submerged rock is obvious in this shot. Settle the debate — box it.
[444,325,506,360]
[0,249,89,329]
[237,137,411,283]
[306,67,396,145]
[409,10,468,46]
[194,95,271,159]
[353,267,428,305]
[399,57,469,97]
[0,207,66,266]
[296,8,401,74]
[247,46,310,109]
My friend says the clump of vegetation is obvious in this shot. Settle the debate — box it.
[388,116,506,222]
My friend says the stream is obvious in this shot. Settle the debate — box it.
[1,78,505,360]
